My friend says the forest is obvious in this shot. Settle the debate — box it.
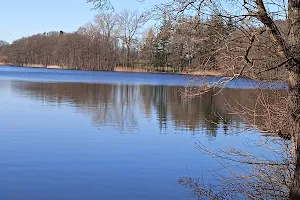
[0,9,265,76]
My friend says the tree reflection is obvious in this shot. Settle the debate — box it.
[11,81,281,137]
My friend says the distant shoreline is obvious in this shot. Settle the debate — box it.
[0,63,223,77]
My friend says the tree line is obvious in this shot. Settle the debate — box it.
[0,10,235,73]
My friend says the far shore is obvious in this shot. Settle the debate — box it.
[0,63,61,69]
[0,63,223,77]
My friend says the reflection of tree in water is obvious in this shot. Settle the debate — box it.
[153,86,168,130]
[141,85,248,137]
[11,81,279,137]
[12,82,139,132]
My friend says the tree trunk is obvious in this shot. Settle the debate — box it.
[288,0,300,199]
[126,45,130,68]
[288,67,300,199]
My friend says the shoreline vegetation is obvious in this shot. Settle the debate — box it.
[0,15,288,81]
[0,62,223,76]
[0,11,272,81]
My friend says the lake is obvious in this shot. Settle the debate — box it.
[0,66,279,200]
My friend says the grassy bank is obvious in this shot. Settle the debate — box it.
[0,63,64,69]
[114,66,222,76]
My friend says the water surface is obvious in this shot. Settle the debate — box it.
[0,66,277,200]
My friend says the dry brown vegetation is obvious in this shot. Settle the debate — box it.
[0,56,8,64]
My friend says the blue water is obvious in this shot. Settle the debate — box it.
[0,66,286,89]
[0,66,280,200]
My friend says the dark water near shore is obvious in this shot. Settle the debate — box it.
[0,66,279,200]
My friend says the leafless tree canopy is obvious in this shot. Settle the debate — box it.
[86,0,114,11]
[150,0,300,199]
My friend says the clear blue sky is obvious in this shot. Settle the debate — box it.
[0,0,164,43]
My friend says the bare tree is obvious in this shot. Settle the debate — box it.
[153,0,300,198]
[87,0,146,11]
[86,0,114,11]
[0,40,9,64]
[93,12,118,39]
[139,27,158,70]
[117,9,149,67]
